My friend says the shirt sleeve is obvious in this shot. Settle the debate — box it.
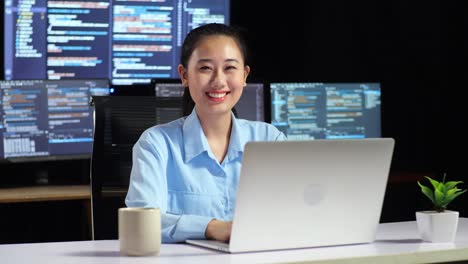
[275,131,287,141]
[267,123,287,141]
[125,132,213,243]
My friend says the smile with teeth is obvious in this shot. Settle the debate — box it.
[207,92,229,98]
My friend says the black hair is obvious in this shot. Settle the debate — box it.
[180,23,248,116]
[180,23,249,67]
[182,87,196,116]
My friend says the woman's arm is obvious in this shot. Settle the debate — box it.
[125,135,213,243]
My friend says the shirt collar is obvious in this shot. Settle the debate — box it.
[182,109,243,163]
[226,113,243,161]
[183,109,210,163]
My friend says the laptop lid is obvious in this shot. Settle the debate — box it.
[226,138,394,253]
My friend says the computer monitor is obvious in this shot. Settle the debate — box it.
[235,83,266,122]
[152,79,185,98]
[0,79,110,162]
[270,82,381,140]
[4,1,230,85]
[152,79,266,121]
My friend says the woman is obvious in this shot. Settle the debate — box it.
[125,23,286,243]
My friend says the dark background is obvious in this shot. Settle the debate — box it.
[229,0,468,222]
[231,0,466,177]
[0,0,467,243]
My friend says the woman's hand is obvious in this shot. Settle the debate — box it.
[205,219,232,242]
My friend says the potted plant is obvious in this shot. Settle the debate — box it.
[416,174,466,242]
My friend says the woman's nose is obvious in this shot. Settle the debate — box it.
[211,69,227,88]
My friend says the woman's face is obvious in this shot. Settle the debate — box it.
[178,35,250,118]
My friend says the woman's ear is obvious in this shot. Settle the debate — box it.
[243,65,251,86]
[178,64,188,87]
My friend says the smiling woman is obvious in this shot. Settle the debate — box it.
[178,23,250,118]
[178,34,249,118]
[125,23,286,243]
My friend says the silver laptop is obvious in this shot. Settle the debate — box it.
[186,138,395,253]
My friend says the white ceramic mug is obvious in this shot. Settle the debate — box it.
[118,207,161,256]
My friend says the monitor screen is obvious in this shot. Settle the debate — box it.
[270,83,381,140]
[153,79,185,98]
[153,80,266,121]
[235,83,265,122]
[0,79,110,161]
[4,0,230,85]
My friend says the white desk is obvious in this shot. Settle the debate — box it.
[2,218,468,264]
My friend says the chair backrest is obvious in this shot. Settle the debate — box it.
[90,96,183,240]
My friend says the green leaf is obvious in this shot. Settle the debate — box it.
[444,189,467,206]
[434,188,445,207]
[425,176,441,191]
[446,188,461,198]
[442,190,466,207]
[445,181,464,190]
[418,181,434,203]
[437,182,446,193]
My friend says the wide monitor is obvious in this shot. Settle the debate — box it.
[152,79,266,121]
[0,79,110,162]
[270,82,381,140]
[4,0,230,85]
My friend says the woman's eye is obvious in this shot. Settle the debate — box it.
[225,65,237,70]
[199,66,211,70]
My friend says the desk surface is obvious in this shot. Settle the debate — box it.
[0,185,90,203]
[1,218,468,264]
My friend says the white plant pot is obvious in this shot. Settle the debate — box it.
[416,210,459,242]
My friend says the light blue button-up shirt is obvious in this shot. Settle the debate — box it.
[125,109,285,243]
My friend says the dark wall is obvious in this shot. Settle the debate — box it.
[231,0,467,177]
[230,0,467,220]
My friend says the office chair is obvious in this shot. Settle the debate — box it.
[90,96,183,240]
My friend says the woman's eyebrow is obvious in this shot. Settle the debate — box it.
[196,58,213,63]
[196,58,240,64]
[225,58,240,63]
